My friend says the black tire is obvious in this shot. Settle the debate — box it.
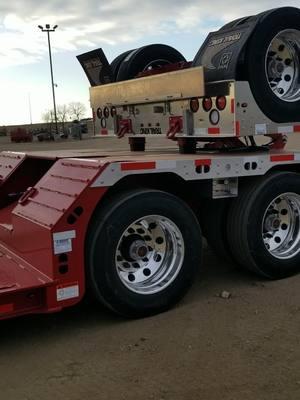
[110,50,135,81]
[199,199,234,264]
[116,44,186,82]
[86,189,202,318]
[219,16,253,31]
[227,172,300,279]
[243,7,300,122]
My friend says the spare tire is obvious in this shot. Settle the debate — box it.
[110,50,135,81]
[116,44,186,81]
[243,7,300,122]
[193,7,300,123]
[219,16,253,31]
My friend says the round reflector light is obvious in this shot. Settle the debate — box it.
[209,109,220,125]
[216,96,227,111]
[111,106,117,117]
[190,98,200,113]
[101,117,107,128]
[202,97,213,112]
[104,107,110,118]
[96,107,102,119]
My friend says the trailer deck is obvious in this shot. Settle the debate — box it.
[0,147,299,319]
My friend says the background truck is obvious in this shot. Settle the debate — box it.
[0,6,299,320]
[10,127,33,143]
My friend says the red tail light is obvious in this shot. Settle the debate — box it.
[190,98,199,113]
[96,107,102,119]
[111,106,117,117]
[216,96,227,111]
[103,107,110,118]
[202,97,212,112]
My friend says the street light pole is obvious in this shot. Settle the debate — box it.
[28,93,32,125]
[38,24,59,136]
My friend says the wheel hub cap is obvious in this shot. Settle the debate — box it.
[262,193,300,259]
[265,29,300,102]
[115,215,185,294]
[129,240,149,260]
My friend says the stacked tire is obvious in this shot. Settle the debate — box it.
[110,44,186,82]
[193,7,300,123]
[109,8,300,122]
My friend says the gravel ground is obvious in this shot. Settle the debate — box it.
[0,135,299,400]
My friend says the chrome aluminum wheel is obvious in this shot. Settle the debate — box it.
[115,215,185,294]
[265,29,300,102]
[262,193,300,259]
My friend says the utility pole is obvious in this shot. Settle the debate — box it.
[38,24,59,136]
[28,93,32,125]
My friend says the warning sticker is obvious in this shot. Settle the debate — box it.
[56,283,79,302]
[53,230,76,255]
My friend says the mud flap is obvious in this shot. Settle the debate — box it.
[192,7,290,82]
[192,21,259,81]
[77,48,113,86]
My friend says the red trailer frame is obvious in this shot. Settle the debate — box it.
[0,147,299,320]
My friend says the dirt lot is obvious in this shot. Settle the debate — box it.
[0,135,299,400]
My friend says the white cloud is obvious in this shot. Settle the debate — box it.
[1,0,300,125]
[1,0,299,68]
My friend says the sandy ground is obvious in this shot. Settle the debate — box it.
[0,135,299,400]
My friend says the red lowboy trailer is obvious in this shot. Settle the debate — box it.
[1,6,299,320]
[0,145,300,319]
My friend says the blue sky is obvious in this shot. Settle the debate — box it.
[0,0,298,125]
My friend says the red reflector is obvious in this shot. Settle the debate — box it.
[195,159,212,167]
[121,162,156,171]
[231,99,235,114]
[235,121,240,136]
[0,303,14,314]
[270,154,294,162]
[202,97,212,112]
[216,96,227,111]
[190,98,199,113]
[100,129,108,135]
[294,125,300,132]
[208,127,220,134]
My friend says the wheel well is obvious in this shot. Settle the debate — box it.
[268,164,300,174]
[85,173,212,262]
[97,165,300,205]
[98,172,211,212]
[236,167,300,190]
[87,168,300,251]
